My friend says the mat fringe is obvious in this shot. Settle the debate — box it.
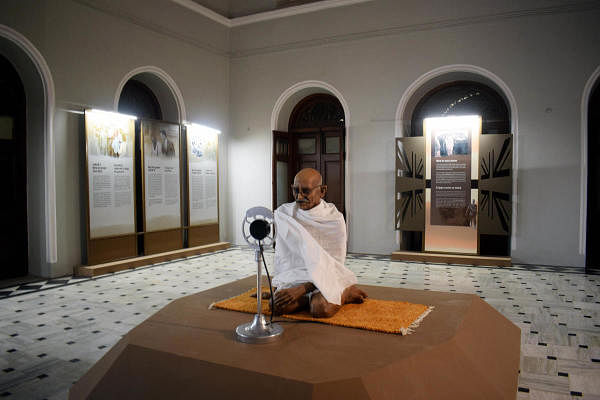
[400,306,435,335]
[208,288,257,310]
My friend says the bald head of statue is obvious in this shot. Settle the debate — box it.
[292,168,327,210]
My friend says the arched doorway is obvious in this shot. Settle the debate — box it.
[586,81,600,270]
[0,54,27,278]
[0,24,57,277]
[273,93,346,215]
[398,78,513,256]
[118,78,164,256]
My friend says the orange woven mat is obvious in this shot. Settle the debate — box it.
[210,288,433,335]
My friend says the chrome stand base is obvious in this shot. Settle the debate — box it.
[235,314,283,344]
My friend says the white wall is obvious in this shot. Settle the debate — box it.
[228,2,600,267]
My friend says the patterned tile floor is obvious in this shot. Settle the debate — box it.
[0,247,598,399]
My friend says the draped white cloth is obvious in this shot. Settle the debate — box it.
[273,200,357,305]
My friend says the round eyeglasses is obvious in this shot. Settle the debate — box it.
[291,185,322,197]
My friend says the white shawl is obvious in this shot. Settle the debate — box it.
[273,200,357,305]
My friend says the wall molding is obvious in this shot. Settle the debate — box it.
[0,24,57,263]
[579,65,600,255]
[73,0,229,57]
[75,0,600,60]
[231,1,600,58]
[270,80,352,234]
[394,64,519,251]
[113,65,187,123]
[171,0,374,28]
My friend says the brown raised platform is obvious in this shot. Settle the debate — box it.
[77,242,230,277]
[392,250,512,267]
[69,277,520,400]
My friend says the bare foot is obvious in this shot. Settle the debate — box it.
[309,292,340,318]
[342,285,368,304]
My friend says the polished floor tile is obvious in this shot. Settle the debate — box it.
[0,247,598,399]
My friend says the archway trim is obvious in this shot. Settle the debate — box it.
[0,24,57,263]
[579,65,600,255]
[113,65,187,122]
[395,64,519,250]
[270,80,351,227]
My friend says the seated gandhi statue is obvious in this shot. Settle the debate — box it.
[268,168,367,318]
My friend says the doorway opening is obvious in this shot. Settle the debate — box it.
[273,93,346,215]
[586,80,600,271]
[404,80,512,256]
[0,54,27,278]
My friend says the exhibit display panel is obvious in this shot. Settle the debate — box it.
[186,123,220,247]
[83,114,223,263]
[424,116,481,254]
[395,116,513,259]
[141,119,183,254]
[141,119,182,232]
[187,124,219,225]
[85,109,136,239]
[84,109,138,264]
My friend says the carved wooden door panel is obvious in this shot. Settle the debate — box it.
[295,131,321,172]
[320,128,344,214]
[395,137,425,232]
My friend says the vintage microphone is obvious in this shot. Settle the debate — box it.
[235,207,283,343]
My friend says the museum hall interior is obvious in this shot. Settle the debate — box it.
[0,0,599,398]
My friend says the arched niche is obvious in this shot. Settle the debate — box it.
[581,66,600,268]
[0,25,56,276]
[114,66,186,123]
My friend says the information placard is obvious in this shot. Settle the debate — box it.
[141,120,182,232]
[424,115,480,254]
[430,125,472,226]
[187,124,219,226]
[85,110,136,239]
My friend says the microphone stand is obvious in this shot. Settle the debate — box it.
[235,243,283,344]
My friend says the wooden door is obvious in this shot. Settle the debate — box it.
[321,128,345,214]
[272,131,293,208]
[277,93,346,214]
[293,129,345,215]
[0,55,27,278]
